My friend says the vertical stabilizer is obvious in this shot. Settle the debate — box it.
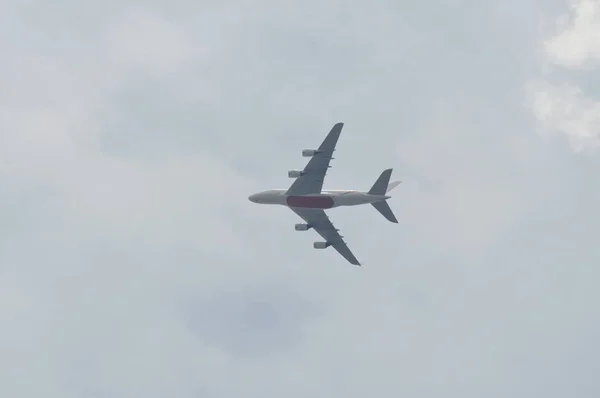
[368,168,393,195]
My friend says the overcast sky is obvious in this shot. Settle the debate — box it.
[2,0,600,397]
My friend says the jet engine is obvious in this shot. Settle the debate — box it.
[302,149,318,157]
[295,223,312,231]
[313,241,330,249]
[288,169,304,178]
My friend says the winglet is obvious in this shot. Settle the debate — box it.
[386,180,402,192]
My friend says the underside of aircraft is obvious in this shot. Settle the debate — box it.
[248,122,400,266]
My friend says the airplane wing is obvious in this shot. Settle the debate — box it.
[286,122,344,195]
[290,207,361,266]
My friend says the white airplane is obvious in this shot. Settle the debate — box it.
[248,122,401,266]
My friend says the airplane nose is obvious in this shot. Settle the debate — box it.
[248,194,257,203]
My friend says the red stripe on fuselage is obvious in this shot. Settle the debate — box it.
[286,195,334,209]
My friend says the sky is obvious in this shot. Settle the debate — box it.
[1,0,600,397]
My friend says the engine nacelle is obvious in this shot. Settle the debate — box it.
[288,169,304,178]
[313,241,330,249]
[295,223,312,231]
[302,149,318,157]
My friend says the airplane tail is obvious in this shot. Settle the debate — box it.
[368,169,401,223]
[368,168,401,195]
[372,201,398,223]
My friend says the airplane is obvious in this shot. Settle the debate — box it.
[248,122,401,266]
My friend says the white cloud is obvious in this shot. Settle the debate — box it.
[544,0,600,68]
[526,80,600,151]
[527,0,600,152]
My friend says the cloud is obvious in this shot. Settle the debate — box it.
[525,80,600,151]
[544,0,600,68]
[526,0,600,151]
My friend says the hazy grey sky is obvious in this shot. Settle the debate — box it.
[2,1,600,397]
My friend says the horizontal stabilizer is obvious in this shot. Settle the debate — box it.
[371,200,398,223]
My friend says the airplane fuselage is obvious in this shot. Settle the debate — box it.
[248,189,390,209]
